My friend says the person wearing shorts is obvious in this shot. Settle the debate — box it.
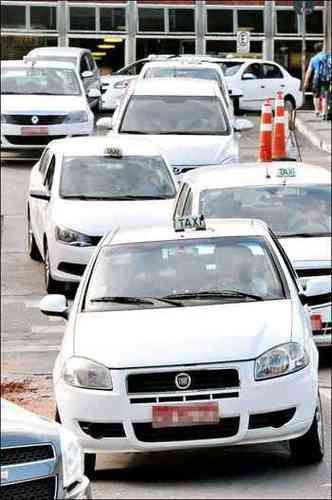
[304,42,329,118]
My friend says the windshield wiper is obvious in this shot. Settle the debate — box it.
[109,194,172,200]
[279,232,331,238]
[121,131,149,134]
[61,195,114,200]
[163,290,263,302]
[90,296,154,305]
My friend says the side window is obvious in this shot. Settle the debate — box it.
[39,149,51,177]
[173,183,189,219]
[87,54,96,71]
[269,229,300,291]
[243,63,263,79]
[43,155,56,192]
[183,190,193,216]
[125,61,146,76]
[80,55,90,74]
[263,64,283,79]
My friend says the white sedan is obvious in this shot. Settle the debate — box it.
[173,162,331,347]
[98,78,252,176]
[27,136,177,293]
[1,60,95,150]
[40,216,325,477]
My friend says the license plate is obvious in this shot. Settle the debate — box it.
[152,403,219,429]
[21,126,48,136]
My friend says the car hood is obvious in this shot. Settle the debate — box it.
[1,399,59,447]
[279,236,332,267]
[125,134,236,167]
[54,199,174,235]
[74,300,292,368]
[1,94,87,114]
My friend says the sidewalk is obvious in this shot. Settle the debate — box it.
[296,110,331,155]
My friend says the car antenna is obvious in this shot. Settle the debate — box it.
[265,164,271,179]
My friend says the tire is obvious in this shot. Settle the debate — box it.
[233,97,244,116]
[44,241,64,294]
[27,214,42,261]
[289,393,324,464]
[55,407,61,423]
[84,453,97,479]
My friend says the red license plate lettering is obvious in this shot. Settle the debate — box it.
[152,403,219,429]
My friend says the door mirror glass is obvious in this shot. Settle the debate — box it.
[233,118,254,132]
[81,70,94,79]
[87,88,101,98]
[40,294,68,319]
[96,117,113,129]
[242,73,256,81]
[29,190,50,201]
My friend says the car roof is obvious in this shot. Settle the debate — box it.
[142,61,222,71]
[132,78,219,96]
[48,135,168,158]
[103,218,269,246]
[1,59,77,70]
[182,162,331,190]
[28,47,88,57]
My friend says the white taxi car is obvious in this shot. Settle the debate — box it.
[1,60,94,150]
[27,136,177,293]
[40,216,326,477]
[97,78,252,177]
[173,163,331,347]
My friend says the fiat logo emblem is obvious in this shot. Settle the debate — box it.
[31,115,39,125]
[175,372,191,390]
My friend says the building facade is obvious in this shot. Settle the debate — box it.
[1,0,325,78]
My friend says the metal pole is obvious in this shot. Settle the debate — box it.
[264,0,275,60]
[127,0,137,65]
[324,0,331,52]
[301,2,307,88]
[58,0,68,47]
[196,0,205,55]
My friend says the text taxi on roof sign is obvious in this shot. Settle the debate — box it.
[39,216,327,477]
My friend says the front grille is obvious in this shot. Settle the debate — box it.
[130,392,239,404]
[1,476,56,500]
[58,262,87,277]
[249,408,296,429]
[79,422,125,439]
[0,444,54,466]
[4,114,66,125]
[133,417,240,442]
[127,369,239,394]
[5,135,66,146]
[296,268,331,278]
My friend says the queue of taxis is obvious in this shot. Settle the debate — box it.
[172,163,332,347]
[40,216,326,477]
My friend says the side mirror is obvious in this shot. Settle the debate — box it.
[29,190,50,201]
[81,70,94,79]
[299,276,331,307]
[96,117,113,130]
[242,73,256,81]
[87,88,101,99]
[233,118,254,132]
[40,294,69,320]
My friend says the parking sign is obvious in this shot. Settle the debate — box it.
[237,31,250,54]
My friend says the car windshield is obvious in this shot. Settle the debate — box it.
[84,237,285,311]
[144,67,220,82]
[1,67,81,96]
[199,185,331,237]
[220,62,243,76]
[120,95,229,135]
[29,56,77,66]
[60,155,176,200]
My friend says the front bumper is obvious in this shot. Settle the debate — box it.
[48,239,97,283]
[1,122,94,149]
[55,360,317,454]
[65,476,91,499]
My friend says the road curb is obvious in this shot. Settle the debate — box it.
[296,116,332,154]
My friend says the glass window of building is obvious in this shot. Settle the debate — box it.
[238,10,264,33]
[30,6,57,31]
[1,36,57,60]
[138,8,165,32]
[169,9,195,33]
[276,10,298,34]
[207,9,234,33]
[100,7,126,31]
[306,10,323,34]
[206,40,237,57]
[70,7,96,31]
[1,4,26,29]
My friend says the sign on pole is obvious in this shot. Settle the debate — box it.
[237,31,250,54]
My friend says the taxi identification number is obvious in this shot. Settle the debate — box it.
[276,167,296,178]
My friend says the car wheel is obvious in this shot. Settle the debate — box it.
[233,97,244,116]
[44,241,63,294]
[27,215,42,261]
[84,453,97,479]
[55,407,61,423]
[289,392,324,464]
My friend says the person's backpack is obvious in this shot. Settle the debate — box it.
[318,54,332,84]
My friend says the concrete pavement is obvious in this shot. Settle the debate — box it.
[296,111,332,155]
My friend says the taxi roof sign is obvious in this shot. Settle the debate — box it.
[276,167,296,178]
[105,145,123,158]
[174,215,206,232]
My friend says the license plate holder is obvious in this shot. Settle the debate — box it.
[152,403,219,429]
[21,126,49,136]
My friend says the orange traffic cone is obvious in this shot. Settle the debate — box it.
[272,91,287,160]
[257,98,273,162]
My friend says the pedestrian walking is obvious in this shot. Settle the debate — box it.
[303,42,332,120]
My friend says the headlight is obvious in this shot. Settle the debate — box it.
[255,342,309,381]
[59,425,84,489]
[64,111,88,123]
[62,357,113,390]
[55,225,94,247]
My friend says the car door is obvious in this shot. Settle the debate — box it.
[261,63,286,102]
[240,62,265,111]
[40,154,56,251]
[80,53,94,99]
[86,52,101,90]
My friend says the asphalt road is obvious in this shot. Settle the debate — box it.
[1,116,331,499]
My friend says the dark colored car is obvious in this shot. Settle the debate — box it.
[0,398,91,499]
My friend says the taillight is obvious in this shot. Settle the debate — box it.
[311,314,322,331]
